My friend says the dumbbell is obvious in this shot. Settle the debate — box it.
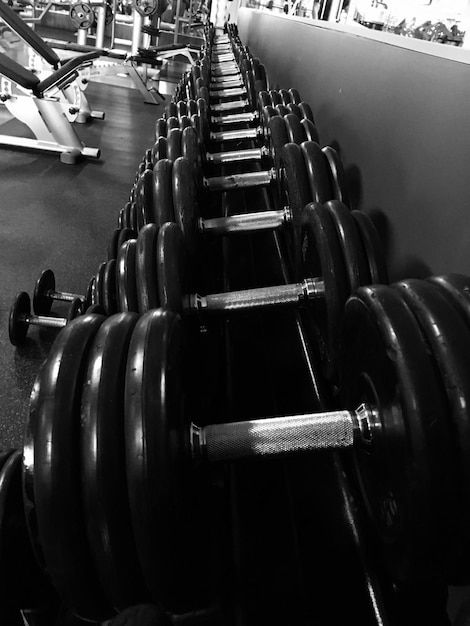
[9,291,83,346]
[122,284,466,588]
[32,268,95,316]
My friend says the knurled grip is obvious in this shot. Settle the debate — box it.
[198,411,357,462]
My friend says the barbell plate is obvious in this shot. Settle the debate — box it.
[351,211,390,285]
[153,158,175,227]
[181,126,203,186]
[172,157,200,257]
[136,224,160,314]
[341,284,459,585]
[124,309,202,613]
[300,202,348,381]
[116,228,137,259]
[81,312,146,611]
[326,200,370,293]
[34,313,112,620]
[117,239,139,313]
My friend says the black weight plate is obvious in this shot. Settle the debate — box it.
[66,297,83,321]
[166,116,180,133]
[278,88,291,105]
[117,239,139,313]
[9,291,31,346]
[33,269,55,316]
[300,202,348,380]
[179,115,192,131]
[341,284,459,585]
[326,200,370,293]
[176,100,187,119]
[81,312,146,611]
[288,88,301,104]
[125,309,205,613]
[153,159,175,227]
[181,126,203,185]
[95,261,107,310]
[156,222,186,315]
[123,202,132,229]
[108,229,121,261]
[268,115,289,171]
[136,224,160,314]
[285,102,301,118]
[151,136,167,165]
[172,157,199,256]
[84,276,96,310]
[299,101,315,123]
[300,118,320,143]
[279,142,311,280]
[166,102,177,119]
[269,89,282,106]
[135,169,155,232]
[34,312,112,620]
[275,104,289,118]
[155,117,167,140]
[322,146,350,207]
[117,227,137,257]
[167,128,183,161]
[0,449,56,610]
[196,98,210,146]
[258,90,271,110]
[129,202,138,233]
[102,259,118,316]
[260,104,277,143]
[300,141,333,204]
[23,366,47,574]
[187,99,198,117]
[198,84,209,105]
[284,113,305,145]
[351,211,389,285]
[427,274,470,326]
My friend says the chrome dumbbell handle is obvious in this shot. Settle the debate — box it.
[210,127,260,143]
[211,111,258,125]
[210,99,250,112]
[191,407,369,463]
[184,278,325,314]
[203,168,276,192]
[206,145,269,165]
[199,207,291,235]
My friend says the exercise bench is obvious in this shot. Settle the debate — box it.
[0,0,104,123]
[0,51,100,163]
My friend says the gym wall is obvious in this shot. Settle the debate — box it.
[237,9,470,281]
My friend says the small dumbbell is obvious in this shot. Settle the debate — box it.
[33,269,95,315]
[9,291,83,346]
[33,269,95,316]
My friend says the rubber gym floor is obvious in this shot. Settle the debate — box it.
[0,72,170,451]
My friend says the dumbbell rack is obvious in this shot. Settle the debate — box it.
[5,20,457,626]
